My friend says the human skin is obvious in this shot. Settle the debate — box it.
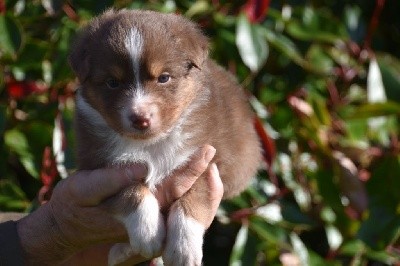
[16,145,223,265]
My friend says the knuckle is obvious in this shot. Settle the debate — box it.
[186,162,205,178]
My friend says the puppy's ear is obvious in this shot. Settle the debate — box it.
[69,9,118,82]
[185,29,209,70]
[68,34,90,82]
[173,17,209,69]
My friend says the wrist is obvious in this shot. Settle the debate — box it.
[16,203,76,265]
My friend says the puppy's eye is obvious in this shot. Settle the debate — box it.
[106,78,120,89]
[157,73,170,84]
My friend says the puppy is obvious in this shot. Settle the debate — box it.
[69,9,261,266]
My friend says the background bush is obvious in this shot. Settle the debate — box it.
[1,0,400,265]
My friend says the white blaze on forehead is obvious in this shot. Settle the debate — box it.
[124,27,143,90]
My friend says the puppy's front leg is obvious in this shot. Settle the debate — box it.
[108,184,165,266]
[163,164,222,266]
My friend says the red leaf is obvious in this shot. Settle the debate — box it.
[6,79,48,99]
[254,116,276,168]
[6,81,25,99]
[0,0,5,14]
[40,146,58,187]
[243,0,271,23]
[230,208,253,222]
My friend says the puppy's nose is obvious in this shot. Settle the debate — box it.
[129,113,151,130]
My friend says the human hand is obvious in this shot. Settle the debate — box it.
[16,145,219,265]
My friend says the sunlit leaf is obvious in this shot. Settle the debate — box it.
[367,58,387,104]
[230,224,248,266]
[41,0,63,16]
[326,225,343,250]
[290,233,309,266]
[255,203,282,224]
[185,0,210,18]
[236,13,269,72]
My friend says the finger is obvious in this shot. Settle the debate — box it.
[155,145,216,210]
[206,163,224,217]
[61,243,147,266]
[67,164,148,206]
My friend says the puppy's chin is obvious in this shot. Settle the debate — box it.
[120,127,169,143]
[122,130,156,140]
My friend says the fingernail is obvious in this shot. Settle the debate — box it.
[203,146,216,164]
[126,163,148,181]
[210,163,219,176]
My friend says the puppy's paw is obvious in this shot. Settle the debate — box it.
[108,243,135,266]
[121,194,165,259]
[163,207,205,266]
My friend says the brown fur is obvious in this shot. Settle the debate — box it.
[70,9,261,263]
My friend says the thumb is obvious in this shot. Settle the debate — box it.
[66,164,148,206]
[156,145,216,210]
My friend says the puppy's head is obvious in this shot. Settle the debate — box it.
[69,9,209,140]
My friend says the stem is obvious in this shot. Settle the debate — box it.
[364,0,386,50]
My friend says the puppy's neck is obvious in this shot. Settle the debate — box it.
[76,90,196,189]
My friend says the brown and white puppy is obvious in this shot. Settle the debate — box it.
[69,9,261,266]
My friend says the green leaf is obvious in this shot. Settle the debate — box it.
[236,14,269,72]
[249,216,287,246]
[0,180,29,211]
[286,7,348,43]
[0,14,23,59]
[306,44,335,73]
[286,21,345,43]
[290,233,309,265]
[281,201,316,226]
[357,208,400,250]
[340,240,400,264]
[0,104,6,136]
[185,0,210,18]
[4,129,29,155]
[262,28,304,66]
[230,224,248,266]
[377,53,400,102]
[340,102,400,119]
[313,170,343,211]
[14,39,47,69]
[230,225,259,266]
[366,156,400,206]
[358,156,400,249]
[4,129,39,178]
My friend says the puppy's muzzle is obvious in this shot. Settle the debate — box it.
[129,112,151,131]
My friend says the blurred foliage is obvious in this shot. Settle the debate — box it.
[1,0,400,265]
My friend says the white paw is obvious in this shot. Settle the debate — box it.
[163,207,205,266]
[108,243,135,266]
[121,194,165,259]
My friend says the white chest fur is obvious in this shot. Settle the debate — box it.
[76,91,195,189]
